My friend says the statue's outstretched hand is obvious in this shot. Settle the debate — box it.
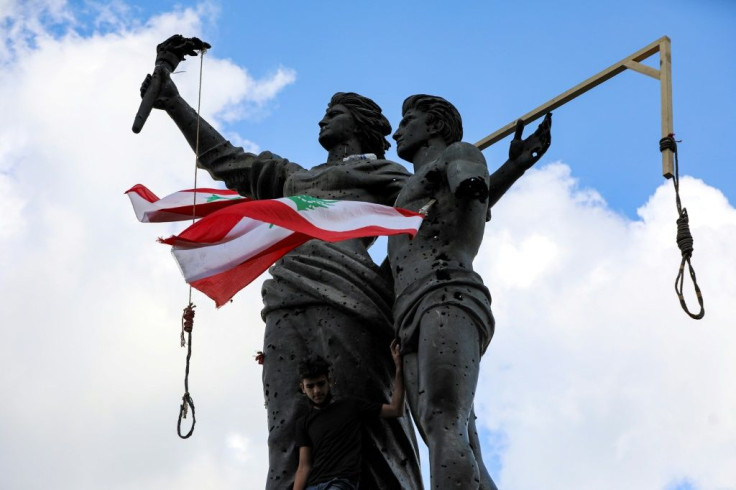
[155,34,211,69]
[508,113,552,170]
[139,35,211,109]
[133,35,209,133]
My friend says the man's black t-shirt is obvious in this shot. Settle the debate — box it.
[295,398,382,485]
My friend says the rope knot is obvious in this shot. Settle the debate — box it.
[659,134,678,154]
[676,209,694,258]
[182,303,195,332]
[254,351,265,365]
[180,393,190,418]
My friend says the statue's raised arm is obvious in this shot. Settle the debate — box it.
[487,112,552,210]
[137,36,300,199]
[133,35,210,134]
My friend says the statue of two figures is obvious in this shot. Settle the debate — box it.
[138,35,551,490]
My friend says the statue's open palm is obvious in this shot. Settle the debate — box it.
[508,113,552,169]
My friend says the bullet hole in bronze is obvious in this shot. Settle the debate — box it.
[435,270,450,281]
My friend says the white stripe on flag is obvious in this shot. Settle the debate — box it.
[172,222,294,282]
[293,201,423,232]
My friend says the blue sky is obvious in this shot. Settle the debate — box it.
[1,1,735,489]
[60,0,736,216]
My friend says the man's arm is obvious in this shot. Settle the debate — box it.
[380,340,405,418]
[487,113,552,209]
[293,446,312,490]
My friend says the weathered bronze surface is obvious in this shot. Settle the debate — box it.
[137,36,551,490]
[139,37,421,489]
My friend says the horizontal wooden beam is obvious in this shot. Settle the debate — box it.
[475,37,673,180]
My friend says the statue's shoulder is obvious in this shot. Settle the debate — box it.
[345,154,411,179]
[375,158,411,176]
[253,150,304,174]
[443,141,486,166]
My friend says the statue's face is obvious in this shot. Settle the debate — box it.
[318,104,357,151]
[393,108,432,162]
[300,375,331,405]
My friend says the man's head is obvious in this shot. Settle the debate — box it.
[319,92,392,159]
[393,94,463,162]
[298,355,332,406]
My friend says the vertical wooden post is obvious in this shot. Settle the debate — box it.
[659,37,675,179]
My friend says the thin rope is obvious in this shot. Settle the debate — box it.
[187,47,207,306]
[177,47,207,439]
[660,135,704,320]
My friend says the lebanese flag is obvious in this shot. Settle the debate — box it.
[125,184,248,222]
[159,195,424,307]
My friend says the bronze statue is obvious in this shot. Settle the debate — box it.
[389,95,551,489]
[139,37,421,489]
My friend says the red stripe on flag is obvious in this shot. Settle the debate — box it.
[125,184,241,201]
[393,207,423,218]
[144,201,249,222]
[159,202,260,245]
[125,184,159,202]
[177,187,241,195]
[188,232,310,307]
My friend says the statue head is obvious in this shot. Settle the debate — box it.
[298,355,332,406]
[394,94,462,161]
[320,92,392,159]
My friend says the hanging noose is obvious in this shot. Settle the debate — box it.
[660,135,704,320]
[178,303,196,438]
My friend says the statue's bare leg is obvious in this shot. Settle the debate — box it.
[407,305,484,489]
[468,408,498,490]
[405,362,496,489]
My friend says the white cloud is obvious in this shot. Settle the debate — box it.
[475,163,736,490]
[0,172,25,240]
[227,432,256,463]
[198,61,297,123]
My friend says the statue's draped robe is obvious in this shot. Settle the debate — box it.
[198,143,421,489]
